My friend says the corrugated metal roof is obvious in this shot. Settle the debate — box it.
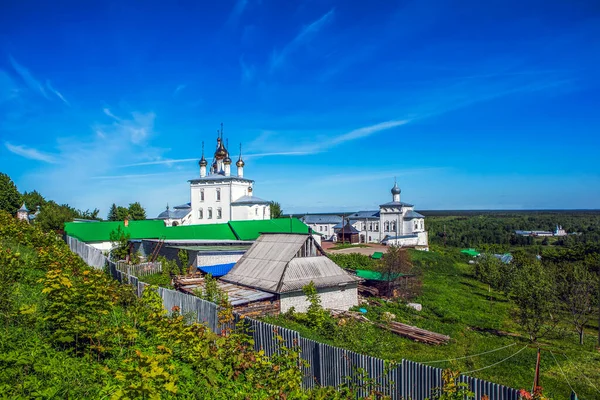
[179,281,274,306]
[189,175,254,183]
[157,207,190,219]
[379,201,414,208]
[229,218,309,240]
[403,210,425,219]
[163,224,237,241]
[64,220,166,242]
[231,195,271,205]
[223,233,359,293]
[348,210,380,219]
[301,215,343,224]
[279,257,361,292]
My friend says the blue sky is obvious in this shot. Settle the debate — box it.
[1,0,599,217]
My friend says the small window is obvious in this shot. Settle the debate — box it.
[255,207,258,216]
[198,208,203,219]
[208,208,213,219]
[200,190,204,201]
[216,189,221,201]
[217,208,222,219]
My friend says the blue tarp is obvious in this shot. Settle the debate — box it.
[197,262,236,277]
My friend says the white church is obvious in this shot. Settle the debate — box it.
[157,125,271,226]
[301,181,429,249]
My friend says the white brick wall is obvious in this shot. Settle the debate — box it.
[279,285,358,313]
[197,253,243,266]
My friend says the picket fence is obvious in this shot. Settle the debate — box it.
[65,236,520,400]
[115,260,162,277]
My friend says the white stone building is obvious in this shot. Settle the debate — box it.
[157,125,271,226]
[317,181,428,249]
[300,215,343,241]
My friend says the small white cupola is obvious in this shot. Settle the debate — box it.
[391,178,401,202]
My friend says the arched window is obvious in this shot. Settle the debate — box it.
[414,221,418,230]
[391,221,396,231]
[216,189,221,201]
[208,207,213,219]
[172,221,179,227]
[217,208,222,219]
[198,208,203,219]
[420,220,424,229]
[200,189,204,201]
[384,221,390,231]
[255,207,258,216]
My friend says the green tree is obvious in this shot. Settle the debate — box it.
[22,190,46,212]
[379,245,414,297]
[0,173,22,215]
[558,263,598,344]
[35,201,81,232]
[116,206,129,221]
[510,261,558,342]
[269,201,283,219]
[110,226,131,261]
[302,281,327,329]
[80,208,101,220]
[128,202,146,220]
[107,203,119,221]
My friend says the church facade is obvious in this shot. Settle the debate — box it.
[301,181,428,249]
[157,125,271,226]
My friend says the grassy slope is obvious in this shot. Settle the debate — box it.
[268,248,600,399]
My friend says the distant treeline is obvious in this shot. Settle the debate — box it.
[423,211,600,248]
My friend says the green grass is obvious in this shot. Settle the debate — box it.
[267,247,600,399]
[139,272,173,288]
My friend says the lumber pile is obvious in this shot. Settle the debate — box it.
[375,321,449,345]
[329,309,450,345]
[358,284,379,297]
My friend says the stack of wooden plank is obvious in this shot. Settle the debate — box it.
[375,321,449,345]
[329,309,450,345]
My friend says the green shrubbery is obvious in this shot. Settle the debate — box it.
[0,211,386,399]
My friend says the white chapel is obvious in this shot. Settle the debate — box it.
[157,125,271,226]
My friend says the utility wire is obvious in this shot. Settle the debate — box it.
[422,342,517,364]
[461,345,528,375]
[561,352,599,395]
[549,350,577,397]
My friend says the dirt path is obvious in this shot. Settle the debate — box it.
[321,242,388,255]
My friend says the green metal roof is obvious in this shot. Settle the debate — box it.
[461,248,480,257]
[371,251,384,259]
[65,218,309,243]
[64,220,166,242]
[228,218,309,241]
[163,224,237,241]
[355,269,404,281]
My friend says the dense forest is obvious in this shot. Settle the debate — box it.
[421,210,600,248]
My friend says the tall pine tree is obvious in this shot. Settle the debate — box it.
[107,203,118,221]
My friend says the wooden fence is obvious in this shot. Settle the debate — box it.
[65,235,520,400]
[115,260,162,277]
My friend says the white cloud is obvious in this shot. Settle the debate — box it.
[46,80,70,106]
[270,9,335,70]
[9,56,49,99]
[173,84,187,97]
[5,142,58,163]
[103,107,121,120]
[328,120,410,146]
